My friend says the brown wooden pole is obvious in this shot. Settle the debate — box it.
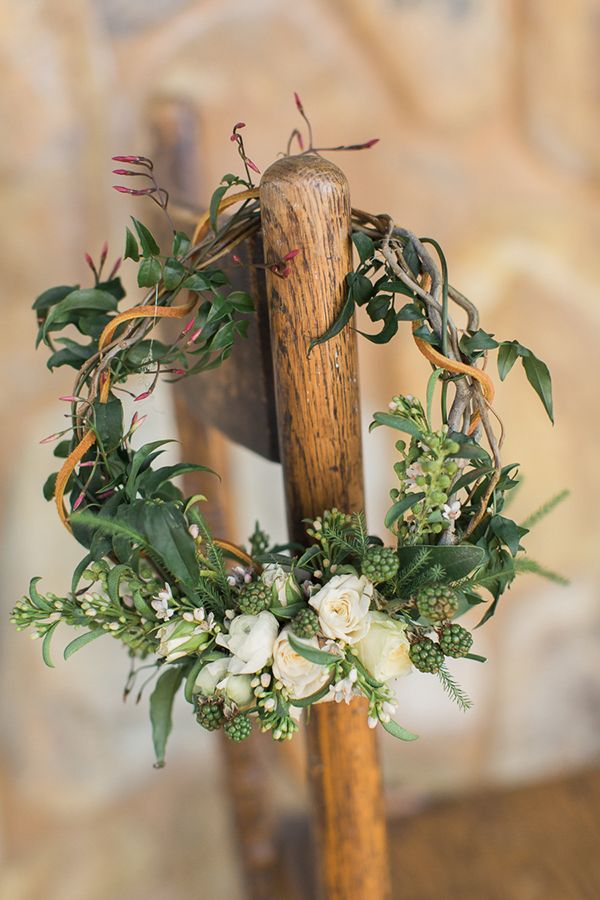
[260,155,391,900]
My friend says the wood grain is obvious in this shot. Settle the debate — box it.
[260,154,390,900]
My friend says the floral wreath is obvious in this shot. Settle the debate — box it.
[12,97,567,766]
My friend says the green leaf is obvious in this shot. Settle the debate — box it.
[384,493,426,529]
[28,577,52,612]
[125,440,174,500]
[172,231,191,257]
[287,632,339,667]
[40,289,118,344]
[139,463,217,497]
[347,271,374,304]
[308,291,355,354]
[33,284,79,312]
[459,329,499,356]
[162,257,186,290]
[184,656,207,703]
[380,717,419,741]
[497,341,519,381]
[42,621,60,668]
[124,227,140,261]
[403,241,421,277]
[210,184,229,234]
[489,515,528,557]
[131,218,160,257]
[351,232,375,264]
[226,291,254,312]
[396,302,422,321]
[377,280,415,298]
[426,368,444,425]
[451,465,495,495]
[522,353,554,423]
[150,666,184,767]
[182,273,211,292]
[63,628,106,660]
[397,544,486,582]
[357,307,398,344]
[369,412,421,437]
[43,472,58,502]
[412,324,437,345]
[93,395,123,450]
[137,257,162,288]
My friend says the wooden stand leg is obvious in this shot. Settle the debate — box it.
[260,155,391,900]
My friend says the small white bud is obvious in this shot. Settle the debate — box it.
[367,716,378,729]
[260,673,272,688]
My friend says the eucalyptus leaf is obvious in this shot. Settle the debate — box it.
[150,666,184,767]
[384,492,425,529]
[288,632,339,667]
[380,717,419,741]
[42,621,60,668]
[64,627,105,660]
[397,544,486,582]
[369,412,421,437]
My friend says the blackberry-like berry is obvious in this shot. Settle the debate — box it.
[416,584,459,623]
[361,546,399,584]
[439,624,473,658]
[292,608,320,639]
[409,637,444,673]
[224,713,253,742]
[195,698,225,732]
[238,581,271,615]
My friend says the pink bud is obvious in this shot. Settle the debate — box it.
[297,132,304,150]
[170,368,186,376]
[283,249,301,261]
[187,327,203,345]
[112,155,141,163]
[84,252,96,271]
[100,241,108,264]
[363,138,380,149]
[246,159,261,175]
[40,432,59,444]
[281,266,292,278]
[59,395,78,402]
[112,185,155,195]
[181,318,195,336]
[134,390,152,402]
[108,257,122,279]
[233,122,246,131]
[78,461,95,468]
[232,254,242,264]
[294,92,304,113]
[72,491,86,511]
[97,489,116,500]
[230,134,239,142]
[130,413,147,432]
[112,169,137,176]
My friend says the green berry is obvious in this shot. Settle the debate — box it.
[416,585,459,623]
[195,698,225,732]
[292,608,320,639]
[224,713,253,742]
[361,546,399,584]
[238,581,271,615]
[439,624,473,658]
[409,638,444,673]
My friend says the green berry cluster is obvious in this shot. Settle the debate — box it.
[439,624,473,658]
[361,546,399,584]
[291,607,320,639]
[224,713,253,742]
[238,580,271,615]
[417,584,459,623]
[195,698,225,732]
[409,637,444,673]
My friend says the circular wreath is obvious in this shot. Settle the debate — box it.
[12,98,566,766]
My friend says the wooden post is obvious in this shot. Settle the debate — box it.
[260,155,391,900]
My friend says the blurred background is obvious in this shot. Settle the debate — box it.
[1,0,599,898]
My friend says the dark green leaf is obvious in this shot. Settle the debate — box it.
[40,289,118,344]
[397,544,486,582]
[42,622,60,668]
[308,291,355,354]
[43,472,58,501]
[384,493,425,529]
[226,291,254,312]
[412,324,438,345]
[347,272,374,304]
[288,632,339,667]
[137,257,162,288]
[140,463,217,497]
[489,515,528,557]
[64,628,105,660]
[96,278,126,301]
[32,284,78,312]
[209,184,229,234]
[396,302,422,321]
[182,273,211,292]
[172,231,191,257]
[124,227,140,261]
[93,395,123,450]
[377,280,415,298]
[522,353,554,423]
[131,218,160,257]
[162,257,186,290]
[497,341,520,380]
[459,329,499,355]
[357,307,398,344]
[403,241,421,277]
[150,666,184,767]
[28,577,52,612]
[351,232,375,264]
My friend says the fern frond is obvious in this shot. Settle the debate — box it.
[521,489,569,529]
[437,664,473,712]
[396,547,431,588]
[513,556,569,586]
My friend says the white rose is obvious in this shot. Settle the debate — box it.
[261,564,301,607]
[194,657,254,708]
[355,612,412,682]
[272,626,332,699]
[309,574,373,644]
[215,610,279,674]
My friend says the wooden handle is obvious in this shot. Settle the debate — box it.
[260,154,390,900]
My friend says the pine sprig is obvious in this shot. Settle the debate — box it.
[437,664,473,712]
[396,547,431,589]
[513,556,569,586]
[521,489,569,529]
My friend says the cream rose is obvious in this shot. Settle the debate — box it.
[194,657,254,708]
[309,574,373,644]
[355,612,412,682]
[272,626,332,699]
[215,610,279,674]
[261,564,301,607]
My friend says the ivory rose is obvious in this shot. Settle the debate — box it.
[272,626,332,699]
[355,611,412,682]
[309,574,373,644]
[215,610,279,674]
[261,564,301,606]
[194,657,254,708]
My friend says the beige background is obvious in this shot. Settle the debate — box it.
[1,1,599,897]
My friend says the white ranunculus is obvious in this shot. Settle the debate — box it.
[355,612,412,682]
[194,657,254,708]
[261,564,301,607]
[272,626,332,699]
[215,610,279,674]
[309,574,373,644]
